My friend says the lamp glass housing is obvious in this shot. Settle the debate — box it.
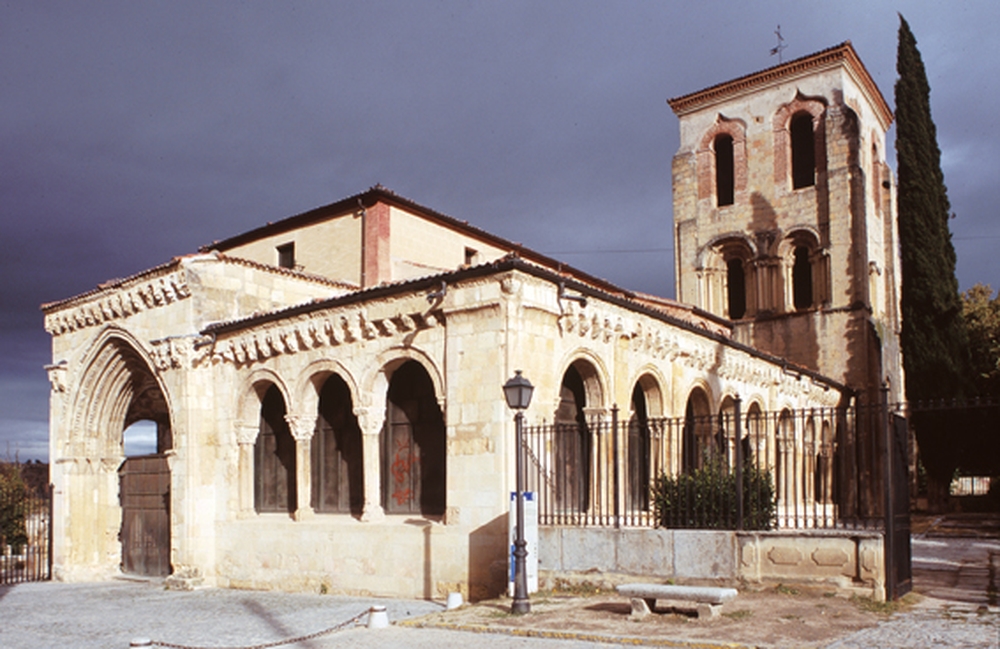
[503,370,534,411]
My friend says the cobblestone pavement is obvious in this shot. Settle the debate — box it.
[824,516,1000,649]
[823,597,997,649]
[0,580,442,649]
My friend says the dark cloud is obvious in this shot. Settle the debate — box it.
[3,1,999,460]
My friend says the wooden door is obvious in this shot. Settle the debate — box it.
[119,455,170,577]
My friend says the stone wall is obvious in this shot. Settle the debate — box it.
[539,526,886,600]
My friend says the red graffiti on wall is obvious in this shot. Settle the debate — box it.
[391,436,415,506]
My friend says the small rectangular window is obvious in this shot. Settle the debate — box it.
[277,242,295,269]
[464,247,478,267]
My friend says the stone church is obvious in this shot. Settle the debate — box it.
[43,42,902,598]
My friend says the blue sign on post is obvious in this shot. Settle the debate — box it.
[508,491,538,595]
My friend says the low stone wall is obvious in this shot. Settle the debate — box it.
[539,526,885,600]
[738,530,884,598]
[213,513,510,601]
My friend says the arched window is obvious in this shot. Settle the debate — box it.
[255,385,296,514]
[792,246,813,309]
[790,112,815,189]
[696,120,747,205]
[726,257,746,319]
[682,388,713,473]
[382,360,445,516]
[715,134,735,207]
[312,375,363,515]
[555,365,591,513]
[628,383,650,511]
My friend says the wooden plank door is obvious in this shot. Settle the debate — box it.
[119,455,170,577]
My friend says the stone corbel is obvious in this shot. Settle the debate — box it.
[45,361,68,393]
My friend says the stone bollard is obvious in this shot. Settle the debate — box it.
[129,639,153,647]
[367,605,389,629]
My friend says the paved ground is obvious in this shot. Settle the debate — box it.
[0,514,997,648]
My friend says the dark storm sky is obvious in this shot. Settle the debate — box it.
[3,1,999,460]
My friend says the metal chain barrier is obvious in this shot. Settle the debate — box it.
[143,609,370,649]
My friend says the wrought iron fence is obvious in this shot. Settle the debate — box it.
[0,478,51,585]
[522,400,899,531]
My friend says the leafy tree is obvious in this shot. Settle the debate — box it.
[895,15,974,502]
[0,463,28,555]
[962,283,1000,397]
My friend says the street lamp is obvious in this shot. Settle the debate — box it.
[503,370,534,614]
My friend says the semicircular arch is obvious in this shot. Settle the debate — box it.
[361,346,445,411]
[292,359,360,418]
[629,367,666,418]
[558,348,610,412]
[236,367,292,428]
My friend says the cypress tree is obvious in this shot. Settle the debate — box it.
[895,15,973,496]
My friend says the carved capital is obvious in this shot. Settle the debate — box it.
[354,406,384,436]
[234,421,258,445]
[284,414,315,441]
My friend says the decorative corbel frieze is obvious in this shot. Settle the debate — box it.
[44,270,191,336]
[217,308,446,367]
[150,336,204,371]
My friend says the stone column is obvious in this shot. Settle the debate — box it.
[235,422,258,518]
[285,414,315,521]
[354,406,385,522]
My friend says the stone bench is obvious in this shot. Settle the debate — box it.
[615,583,738,619]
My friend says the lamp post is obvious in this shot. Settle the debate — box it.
[503,370,534,615]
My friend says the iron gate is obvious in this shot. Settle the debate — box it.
[884,412,913,599]
[119,455,171,577]
[0,481,50,584]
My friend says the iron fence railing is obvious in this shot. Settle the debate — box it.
[522,400,900,531]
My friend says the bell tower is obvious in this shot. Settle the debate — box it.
[669,42,903,404]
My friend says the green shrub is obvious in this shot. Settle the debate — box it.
[652,458,775,530]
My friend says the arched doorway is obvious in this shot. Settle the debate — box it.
[99,340,173,578]
[382,360,446,517]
